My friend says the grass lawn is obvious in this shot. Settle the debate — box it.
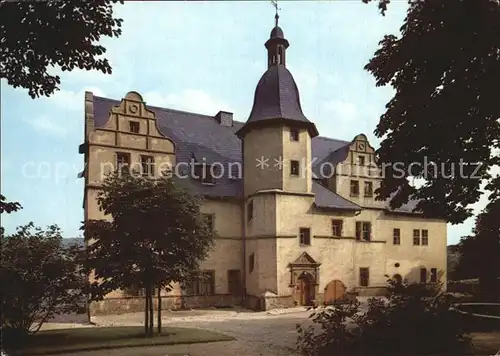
[5,326,235,356]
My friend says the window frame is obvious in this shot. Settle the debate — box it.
[420,268,427,283]
[290,128,300,142]
[356,221,371,241]
[364,181,373,197]
[116,152,131,175]
[140,155,155,176]
[299,227,311,245]
[203,213,215,233]
[393,228,401,245]
[413,229,421,245]
[350,180,360,197]
[332,219,343,237]
[247,200,254,223]
[421,229,429,245]
[129,121,140,133]
[290,160,300,176]
[359,267,369,287]
[249,253,255,273]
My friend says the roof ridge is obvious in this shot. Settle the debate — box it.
[93,95,218,120]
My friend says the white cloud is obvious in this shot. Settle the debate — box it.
[28,116,67,137]
[321,99,358,122]
[143,90,232,116]
[43,87,105,112]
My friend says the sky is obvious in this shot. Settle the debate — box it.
[0,1,493,244]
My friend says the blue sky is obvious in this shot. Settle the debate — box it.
[0,1,492,244]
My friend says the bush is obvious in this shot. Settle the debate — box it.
[296,279,471,356]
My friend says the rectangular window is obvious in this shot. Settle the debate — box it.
[129,121,140,133]
[430,268,437,283]
[185,270,215,296]
[358,155,365,165]
[413,229,421,245]
[332,219,343,237]
[393,228,401,245]
[247,200,254,223]
[203,214,214,233]
[290,128,299,141]
[364,181,373,197]
[141,155,154,176]
[299,227,311,245]
[360,268,369,287]
[420,268,427,283]
[227,269,242,296]
[421,229,429,245]
[350,180,360,196]
[116,152,131,175]
[356,222,371,241]
[249,253,255,273]
[291,160,300,176]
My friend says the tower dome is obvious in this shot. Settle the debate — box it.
[235,16,318,139]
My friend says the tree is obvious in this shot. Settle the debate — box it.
[455,197,500,298]
[83,171,215,337]
[363,0,500,225]
[0,223,85,344]
[0,194,21,214]
[0,1,123,98]
[297,278,470,356]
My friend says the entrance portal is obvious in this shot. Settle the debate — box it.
[297,272,315,306]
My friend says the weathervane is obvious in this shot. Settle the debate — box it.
[271,0,280,26]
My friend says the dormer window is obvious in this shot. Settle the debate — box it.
[129,121,140,133]
[290,128,299,141]
[194,163,216,185]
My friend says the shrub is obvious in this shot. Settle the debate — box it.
[297,279,471,356]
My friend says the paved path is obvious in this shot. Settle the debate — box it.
[43,299,376,356]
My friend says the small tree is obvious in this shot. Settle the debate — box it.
[297,278,470,356]
[1,223,85,343]
[83,171,215,337]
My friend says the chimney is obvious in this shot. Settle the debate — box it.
[214,111,233,127]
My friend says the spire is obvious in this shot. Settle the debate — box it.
[266,1,288,68]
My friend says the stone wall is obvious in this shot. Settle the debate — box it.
[90,294,243,316]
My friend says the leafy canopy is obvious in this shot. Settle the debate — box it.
[365,0,500,224]
[1,223,85,338]
[83,171,215,301]
[0,1,123,98]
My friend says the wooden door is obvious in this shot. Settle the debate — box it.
[323,280,346,305]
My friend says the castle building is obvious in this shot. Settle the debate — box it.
[81,16,447,315]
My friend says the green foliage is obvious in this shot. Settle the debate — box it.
[365,0,500,224]
[0,223,85,340]
[83,172,215,335]
[0,194,22,214]
[297,279,470,356]
[0,1,123,98]
[456,198,500,298]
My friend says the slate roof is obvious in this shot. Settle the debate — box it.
[235,65,319,138]
[91,96,419,214]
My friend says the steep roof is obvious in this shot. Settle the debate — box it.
[235,64,318,138]
[91,95,418,214]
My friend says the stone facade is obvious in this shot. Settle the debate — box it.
[82,20,448,315]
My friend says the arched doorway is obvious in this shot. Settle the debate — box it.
[323,280,346,305]
[393,274,403,284]
[297,272,315,306]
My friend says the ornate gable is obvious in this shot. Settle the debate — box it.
[289,252,320,267]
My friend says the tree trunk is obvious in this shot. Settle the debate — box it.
[157,285,162,334]
[148,283,154,336]
[144,287,149,336]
